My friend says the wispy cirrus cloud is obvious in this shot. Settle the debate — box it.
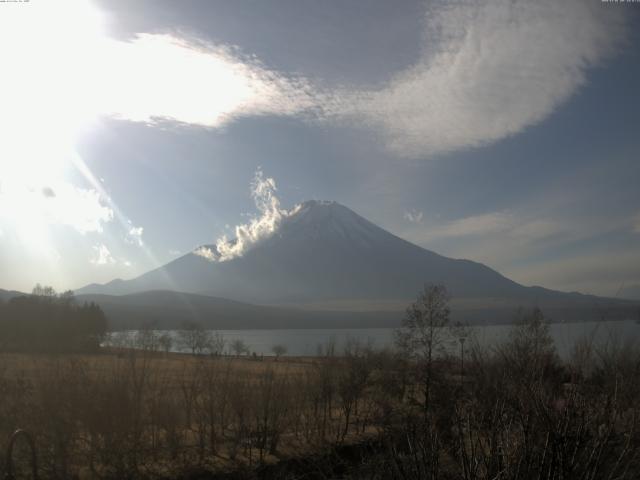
[424,211,514,240]
[403,210,573,249]
[506,249,640,295]
[101,1,625,159]
[508,219,567,242]
[333,0,627,157]
[400,205,639,296]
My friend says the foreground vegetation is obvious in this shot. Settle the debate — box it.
[0,285,639,479]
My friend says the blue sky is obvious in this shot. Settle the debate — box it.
[0,0,638,296]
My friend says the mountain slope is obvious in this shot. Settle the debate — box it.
[76,290,397,330]
[0,289,25,302]
[77,290,639,330]
[76,201,616,309]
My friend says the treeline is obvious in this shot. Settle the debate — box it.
[108,323,282,358]
[0,284,107,352]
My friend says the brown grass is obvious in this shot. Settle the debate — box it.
[0,349,382,479]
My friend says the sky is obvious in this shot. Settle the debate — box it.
[0,0,638,297]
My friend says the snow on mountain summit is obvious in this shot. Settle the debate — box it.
[276,200,396,249]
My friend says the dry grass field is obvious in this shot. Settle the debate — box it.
[0,348,386,479]
[0,350,316,381]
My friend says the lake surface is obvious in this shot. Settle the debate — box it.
[109,319,640,358]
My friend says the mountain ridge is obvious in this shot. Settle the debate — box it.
[76,200,632,319]
[3,287,636,331]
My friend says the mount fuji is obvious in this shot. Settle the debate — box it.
[76,200,636,326]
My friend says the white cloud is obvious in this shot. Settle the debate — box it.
[194,246,218,261]
[506,249,640,295]
[399,206,637,296]
[403,210,424,224]
[633,214,640,234]
[404,211,574,262]
[508,219,565,241]
[126,225,144,247]
[95,34,322,128]
[332,0,626,157]
[47,185,114,234]
[427,211,513,239]
[0,181,113,235]
[195,169,300,262]
[90,244,115,266]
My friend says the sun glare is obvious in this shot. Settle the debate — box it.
[0,0,286,188]
[0,0,106,182]
[0,0,109,263]
[0,0,297,263]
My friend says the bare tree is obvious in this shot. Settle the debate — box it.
[32,283,57,299]
[158,332,173,354]
[135,327,160,352]
[337,338,373,442]
[396,284,450,414]
[230,338,248,357]
[205,331,226,356]
[316,336,337,357]
[178,322,209,355]
[499,306,557,384]
[271,344,287,360]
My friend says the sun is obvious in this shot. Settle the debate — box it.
[0,0,107,185]
[0,0,114,262]
[0,0,280,186]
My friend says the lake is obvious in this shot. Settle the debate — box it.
[108,319,640,358]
